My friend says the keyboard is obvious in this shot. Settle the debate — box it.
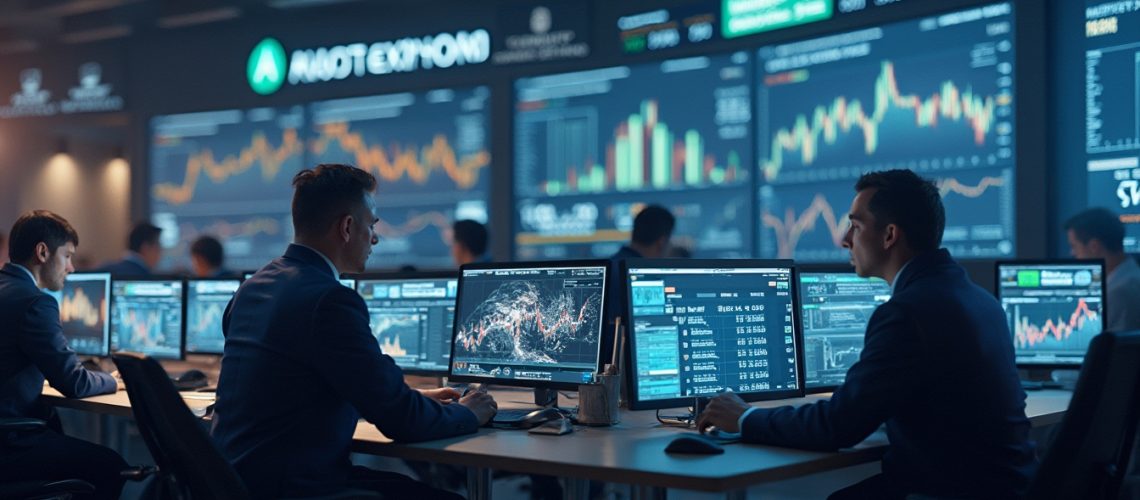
[492,408,536,423]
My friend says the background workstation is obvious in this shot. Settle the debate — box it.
[0,0,1130,497]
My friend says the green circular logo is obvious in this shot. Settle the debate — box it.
[247,38,286,95]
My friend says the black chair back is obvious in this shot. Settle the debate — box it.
[1027,331,1140,499]
[112,352,250,500]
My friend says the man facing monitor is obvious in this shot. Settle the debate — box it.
[96,222,162,276]
[1064,207,1140,331]
[211,164,497,499]
[698,170,1035,499]
[190,235,232,278]
[0,210,127,499]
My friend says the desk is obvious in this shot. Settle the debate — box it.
[42,388,1070,499]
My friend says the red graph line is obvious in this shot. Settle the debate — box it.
[125,309,165,348]
[1015,299,1099,348]
[761,194,849,259]
[311,122,489,190]
[191,303,224,336]
[937,175,1005,198]
[764,61,1000,181]
[376,211,453,243]
[458,299,594,351]
[153,129,303,205]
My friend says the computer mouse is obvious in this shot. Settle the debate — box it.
[665,435,725,455]
[520,407,563,428]
[172,369,208,390]
[177,369,208,383]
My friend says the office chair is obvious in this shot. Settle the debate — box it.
[0,418,96,500]
[1025,330,1140,500]
[112,352,251,500]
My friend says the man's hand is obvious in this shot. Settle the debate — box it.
[695,392,751,434]
[110,370,125,392]
[419,387,462,404]
[459,391,498,426]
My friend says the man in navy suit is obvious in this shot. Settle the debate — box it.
[211,164,497,499]
[95,222,162,276]
[189,235,233,278]
[697,170,1036,499]
[0,210,126,499]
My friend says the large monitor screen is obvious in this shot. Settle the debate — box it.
[625,260,802,410]
[996,261,1105,366]
[309,87,491,269]
[756,3,1016,261]
[110,279,184,360]
[52,273,112,357]
[513,52,754,260]
[149,107,304,271]
[449,263,607,389]
[798,269,890,391]
[185,279,239,355]
[357,274,458,374]
[1085,2,1140,251]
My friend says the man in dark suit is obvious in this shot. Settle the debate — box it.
[96,222,162,276]
[0,210,127,499]
[606,204,675,327]
[450,219,490,267]
[698,170,1036,499]
[189,235,233,278]
[211,164,497,499]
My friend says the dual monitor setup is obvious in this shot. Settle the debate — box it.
[53,258,1105,409]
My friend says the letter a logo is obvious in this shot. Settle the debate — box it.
[248,38,286,95]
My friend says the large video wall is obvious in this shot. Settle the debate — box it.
[141,0,1100,270]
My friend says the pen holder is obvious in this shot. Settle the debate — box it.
[577,374,621,426]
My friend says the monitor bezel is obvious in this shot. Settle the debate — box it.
[993,258,1107,369]
[355,270,460,376]
[622,258,806,411]
[60,272,113,357]
[109,276,187,361]
[183,277,241,356]
[795,265,889,394]
[447,260,611,391]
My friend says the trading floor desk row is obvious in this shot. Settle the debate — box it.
[41,386,1071,500]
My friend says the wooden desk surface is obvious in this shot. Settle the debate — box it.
[42,386,1070,493]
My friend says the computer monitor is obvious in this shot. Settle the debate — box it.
[53,272,112,357]
[624,259,803,410]
[185,278,240,355]
[110,278,185,360]
[356,272,458,375]
[996,260,1106,367]
[449,261,609,390]
[797,266,890,393]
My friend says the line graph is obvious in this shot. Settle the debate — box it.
[762,61,1001,181]
[1013,299,1102,350]
[60,287,106,328]
[188,303,225,342]
[311,122,490,191]
[120,308,168,350]
[371,313,420,359]
[152,129,303,206]
[761,191,849,260]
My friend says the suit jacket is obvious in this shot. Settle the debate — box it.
[210,244,479,499]
[94,256,150,277]
[0,264,116,420]
[741,250,1036,498]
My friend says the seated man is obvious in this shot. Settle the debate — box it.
[450,219,490,267]
[95,222,162,277]
[189,235,233,278]
[0,210,126,499]
[698,170,1036,499]
[211,164,497,499]
[1064,207,1140,332]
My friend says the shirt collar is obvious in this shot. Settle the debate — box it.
[890,259,913,295]
[294,243,339,278]
[10,263,38,286]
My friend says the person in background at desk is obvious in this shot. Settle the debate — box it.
[212,164,498,499]
[0,210,127,499]
[94,221,162,277]
[1065,207,1140,332]
[450,219,490,267]
[190,235,233,278]
[698,170,1036,499]
[607,205,675,326]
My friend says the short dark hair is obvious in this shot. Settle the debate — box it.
[631,205,675,246]
[291,164,377,238]
[854,169,945,254]
[8,210,79,263]
[128,222,162,252]
[190,235,225,268]
[452,220,488,257]
[1065,207,1125,253]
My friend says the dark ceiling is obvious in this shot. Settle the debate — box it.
[0,0,377,53]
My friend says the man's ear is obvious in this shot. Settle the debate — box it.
[34,242,50,264]
[338,214,354,243]
[882,224,900,251]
